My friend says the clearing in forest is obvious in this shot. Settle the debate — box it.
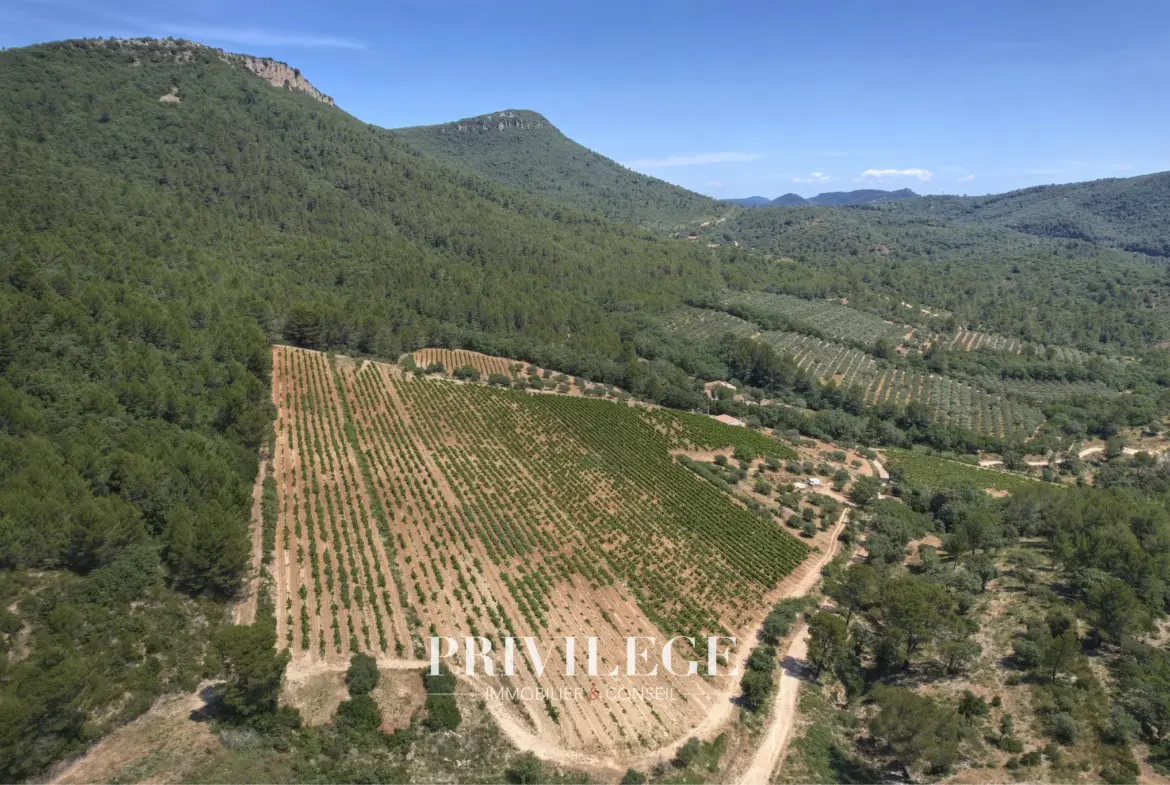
[269,346,810,757]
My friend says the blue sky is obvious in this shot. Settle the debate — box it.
[3,0,1168,198]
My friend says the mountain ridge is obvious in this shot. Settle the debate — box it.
[729,188,921,207]
[394,108,722,228]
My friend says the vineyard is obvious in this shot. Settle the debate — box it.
[269,346,812,754]
[721,291,909,345]
[411,347,625,397]
[664,306,758,340]
[757,332,1045,440]
[937,329,1096,364]
[412,348,514,377]
[940,328,1026,353]
[883,448,1045,493]
[661,310,1044,440]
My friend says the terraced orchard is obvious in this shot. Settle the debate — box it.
[721,291,910,346]
[757,331,1044,440]
[665,306,759,340]
[413,347,515,377]
[269,346,809,755]
[411,347,625,397]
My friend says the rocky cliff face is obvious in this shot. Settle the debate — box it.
[224,53,336,107]
[102,38,336,107]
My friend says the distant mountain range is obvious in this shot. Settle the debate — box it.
[728,189,921,208]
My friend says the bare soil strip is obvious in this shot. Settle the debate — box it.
[232,455,268,625]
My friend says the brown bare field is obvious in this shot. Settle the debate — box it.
[267,345,822,762]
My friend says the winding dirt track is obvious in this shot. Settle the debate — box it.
[735,629,809,785]
[731,509,848,785]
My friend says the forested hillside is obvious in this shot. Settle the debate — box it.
[394,109,723,228]
[886,171,1170,257]
[0,37,765,778]
[701,203,1170,350]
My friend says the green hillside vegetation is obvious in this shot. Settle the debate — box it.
[703,203,1170,351]
[887,171,1170,258]
[0,38,754,777]
[395,109,722,228]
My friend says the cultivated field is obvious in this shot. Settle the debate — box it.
[882,448,1045,493]
[665,306,759,340]
[941,328,1026,353]
[756,332,1044,439]
[936,328,1099,364]
[666,309,1043,439]
[721,291,910,345]
[269,346,813,757]
[413,348,515,377]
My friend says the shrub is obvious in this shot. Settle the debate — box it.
[422,665,461,731]
[958,690,988,722]
[621,769,647,785]
[506,752,542,784]
[676,737,701,767]
[1019,751,1042,767]
[344,653,379,696]
[1000,737,1024,753]
[1046,712,1079,745]
[333,694,381,733]
[488,373,511,387]
[1012,638,1042,669]
[452,364,481,381]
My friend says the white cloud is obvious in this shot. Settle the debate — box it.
[957,174,976,182]
[859,168,934,182]
[623,152,763,168]
[792,171,830,183]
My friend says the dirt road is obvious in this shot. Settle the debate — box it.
[735,628,809,785]
[1078,445,1139,459]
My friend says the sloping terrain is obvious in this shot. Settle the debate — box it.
[394,109,723,228]
[0,37,752,778]
[885,171,1170,257]
[271,346,808,755]
[701,203,1170,350]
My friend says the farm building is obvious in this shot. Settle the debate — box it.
[713,414,746,427]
